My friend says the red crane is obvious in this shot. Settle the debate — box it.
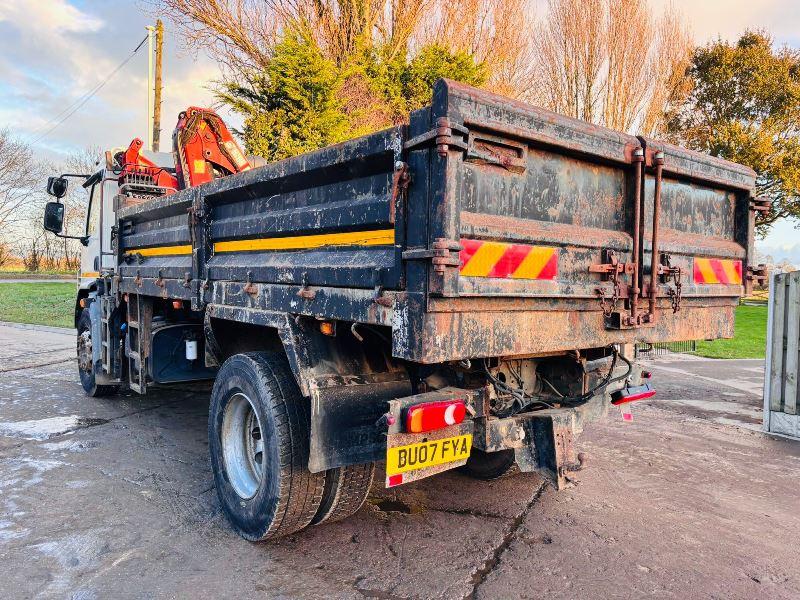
[116,107,250,197]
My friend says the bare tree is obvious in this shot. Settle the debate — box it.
[0,242,10,268]
[532,0,692,133]
[416,0,538,99]
[0,129,45,240]
[155,0,279,75]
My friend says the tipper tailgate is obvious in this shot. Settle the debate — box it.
[396,80,758,362]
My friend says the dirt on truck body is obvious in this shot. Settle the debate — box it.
[45,79,762,540]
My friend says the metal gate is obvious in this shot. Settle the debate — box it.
[636,340,697,358]
[764,270,800,439]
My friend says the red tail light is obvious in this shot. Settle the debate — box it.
[405,400,466,433]
[611,383,656,405]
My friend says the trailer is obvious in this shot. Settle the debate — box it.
[43,80,764,540]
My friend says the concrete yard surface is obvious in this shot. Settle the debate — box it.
[0,322,798,599]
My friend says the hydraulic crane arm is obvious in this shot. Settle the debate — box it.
[115,107,251,201]
[115,138,179,196]
[172,107,251,189]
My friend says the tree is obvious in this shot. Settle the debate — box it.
[667,31,800,235]
[159,0,522,158]
[159,0,692,161]
[216,25,486,160]
[0,129,45,239]
[217,28,352,160]
[530,0,692,134]
[401,45,487,110]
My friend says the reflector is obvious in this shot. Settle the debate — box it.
[611,383,656,405]
[387,473,404,487]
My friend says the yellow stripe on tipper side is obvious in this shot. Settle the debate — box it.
[213,229,395,253]
[124,244,193,257]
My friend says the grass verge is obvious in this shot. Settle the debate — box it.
[0,282,75,328]
[694,304,767,359]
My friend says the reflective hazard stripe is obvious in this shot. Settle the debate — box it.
[693,258,742,284]
[459,239,557,280]
[124,229,395,258]
[124,244,193,257]
[213,229,395,253]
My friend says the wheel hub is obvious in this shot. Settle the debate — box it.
[221,393,265,499]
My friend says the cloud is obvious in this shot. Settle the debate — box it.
[0,0,237,162]
[0,0,104,33]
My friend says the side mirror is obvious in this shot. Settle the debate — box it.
[43,201,65,234]
[46,176,68,198]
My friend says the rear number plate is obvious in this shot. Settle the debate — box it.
[385,434,472,485]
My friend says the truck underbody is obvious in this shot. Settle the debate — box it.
[55,79,758,540]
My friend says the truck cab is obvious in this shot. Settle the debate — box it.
[44,149,175,326]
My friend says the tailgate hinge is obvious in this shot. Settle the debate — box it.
[749,196,771,214]
[402,238,462,274]
[404,117,468,158]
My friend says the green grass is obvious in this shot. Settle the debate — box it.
[0,282,76,328]
[694,304,768,359]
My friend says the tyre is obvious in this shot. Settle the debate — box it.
[312,462,375,526]
[76,308,118,397]
[208,352,325,540]
[460,448,517,480]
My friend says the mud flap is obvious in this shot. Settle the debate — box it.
[308,373,412,472]
[514,411,584,490]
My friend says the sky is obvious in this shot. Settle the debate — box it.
[0,0,798,259]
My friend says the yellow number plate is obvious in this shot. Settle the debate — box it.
[386,434,472,476]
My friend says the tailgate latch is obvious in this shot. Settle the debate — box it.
[589,250,635,322]
[658,254,683,313]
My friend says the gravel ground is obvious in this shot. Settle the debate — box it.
[0,322,798,600]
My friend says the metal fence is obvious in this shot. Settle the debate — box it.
[636,340,697,358]
[764,270,800,439]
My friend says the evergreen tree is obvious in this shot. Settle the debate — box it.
[218,31,486,161]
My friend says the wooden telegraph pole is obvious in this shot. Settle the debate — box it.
[152,19,164,152]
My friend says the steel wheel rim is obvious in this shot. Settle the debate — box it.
[77,329,92,375]
[221,392,265,499]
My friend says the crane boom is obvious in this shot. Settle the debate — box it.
[116,107,250,198]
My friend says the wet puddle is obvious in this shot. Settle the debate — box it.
[0,415,110,440]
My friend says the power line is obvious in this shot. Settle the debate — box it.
[30,35,149,146]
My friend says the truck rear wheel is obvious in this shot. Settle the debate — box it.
[208,352,324,540]
[461,449,517,480]
[312,462,375,526]
[76,308,118,397]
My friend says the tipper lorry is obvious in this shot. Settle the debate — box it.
[42,80,766,540]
